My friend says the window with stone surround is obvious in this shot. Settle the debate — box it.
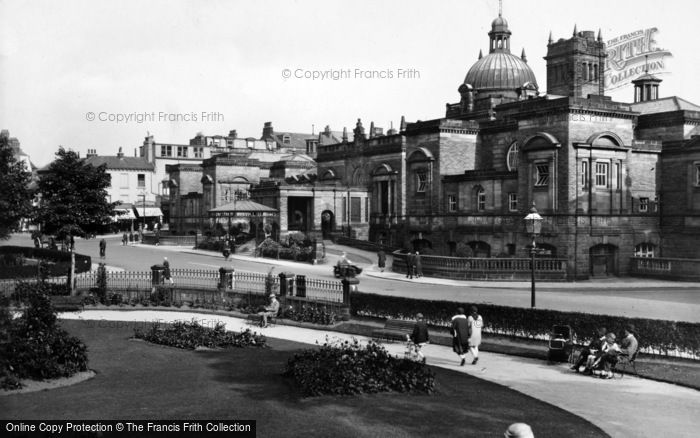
[635,243,655,257]
[535,164,549,187]
[137,173,145,188]
[448,194,457,212]
[639,197,649,212]
[595,162,609,187]
[351,197,361,222]
[477,188,486,211]
[416,170,428,192]
[508,193,518,211]
[506,142,519,171]
[581,161,589,188]
[119,173,129,189]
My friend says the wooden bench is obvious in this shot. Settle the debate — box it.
[372,319,416,342]
[246,312,279,327]
[50,295,84,312]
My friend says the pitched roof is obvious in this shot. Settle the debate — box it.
[630,96,700,114]
[273,132,314,151]
[85,155,155,171]
[209,200,278,213]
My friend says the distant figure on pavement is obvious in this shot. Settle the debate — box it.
[377,249,386,273]
[467,305,483,365]
[163,257,173,284]
[504,423,535,438]
[122,233,128,246]
[407,312,430,363]
[406,251,415,279]
[415,251,423,277]
[99,238,106,259]
[451,307,470,366]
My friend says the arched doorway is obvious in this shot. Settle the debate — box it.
[468,241,491,258]
[590,244,617,276]
[321,210,335,239]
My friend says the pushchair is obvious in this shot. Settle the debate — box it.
[548,325,576,363]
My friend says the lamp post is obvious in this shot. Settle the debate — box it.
[524,202,543,308]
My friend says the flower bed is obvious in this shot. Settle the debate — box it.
[283,337,434,396]
[351,292,700,359]
[133,319,266,350]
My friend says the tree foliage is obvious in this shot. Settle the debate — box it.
[35,147,117,239]
[0,132,33,240]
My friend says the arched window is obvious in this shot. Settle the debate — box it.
[506,142,519,171]
[477,187,486,211]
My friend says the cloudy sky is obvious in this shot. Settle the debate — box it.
[1,0,698,166]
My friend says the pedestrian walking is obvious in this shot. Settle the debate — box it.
[223,240,231,260]
[99,238,106,259]
[406,251,415,279]
[122,233,128,246]
[163,257,173,284]
[377,249,386,273]
[415,251,423,278]
[451,307,470,366]
[467,305,483,365]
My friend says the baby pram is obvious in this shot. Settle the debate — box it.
[548,324,575,363]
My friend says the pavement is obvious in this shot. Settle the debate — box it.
[61,309,700,438]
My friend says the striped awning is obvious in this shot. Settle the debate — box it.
[114,208,136,220]
[134,207,164,217]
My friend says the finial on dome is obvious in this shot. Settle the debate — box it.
[548,30,553,44]
[478,49,483,60]
[573,24,578,36]
[521,48,527,63]
[498,0,502,16]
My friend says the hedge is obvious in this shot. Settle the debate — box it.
[0,246,92,279]
[351,292,700,359]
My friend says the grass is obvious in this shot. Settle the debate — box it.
[2,320,609,438]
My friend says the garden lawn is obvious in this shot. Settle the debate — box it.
[1,320,608,438]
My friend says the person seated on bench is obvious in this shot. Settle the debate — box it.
[406,313,430,363]
[257,294,280,328]
[571,326,607,372]
[589,333,621,379]
[619,324,638,360]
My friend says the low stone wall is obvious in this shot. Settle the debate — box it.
[629,256,700,281]
[141,234,196,246]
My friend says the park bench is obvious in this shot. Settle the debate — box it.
[50,295,84,312]
[372,319,416,342]
[246,311,279,327]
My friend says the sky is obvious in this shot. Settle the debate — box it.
[1,0,699,167]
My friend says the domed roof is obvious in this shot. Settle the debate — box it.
[491,15,509,31]
[464,51,538,92]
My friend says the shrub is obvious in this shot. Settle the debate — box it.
[1,284,88,388]
[283,305,337,325]
[133,319,266,350]
[284,337,434,397]
[351,292,700,359]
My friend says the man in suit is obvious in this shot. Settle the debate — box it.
[571,326,607,372]
[619,324,639,359]
[451,307,470,366]
[406,251,415,279]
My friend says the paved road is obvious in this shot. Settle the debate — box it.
[9,234,700,322]
[61,309,700,438]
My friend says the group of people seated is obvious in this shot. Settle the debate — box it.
[570,324,638,379]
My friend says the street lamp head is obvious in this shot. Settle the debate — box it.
[524,201,543,236]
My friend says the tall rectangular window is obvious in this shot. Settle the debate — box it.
[137,174,145,188]
[160,145,172,157]
[535,164,549,186]
[416,171,428,192]
[695,163,700,186]
[119,173,129,189]
[447,195,457,212]
[595,162,609,187]
[614,163,621,189]
[365,197,369,222]
[639,197,649,212]
[477,189,486,211]
[508,193,518,212]
[350,197,361,222]
[194,147,204,158]
[581,161,589,188]
[177,146,188,158]
[340,197,346,223]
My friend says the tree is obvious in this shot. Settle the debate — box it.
[35,147,118,240]
[0,132,34,240]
